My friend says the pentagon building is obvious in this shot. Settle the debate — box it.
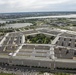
[0,28,76,70]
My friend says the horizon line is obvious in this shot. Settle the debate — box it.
[0,11,76,14]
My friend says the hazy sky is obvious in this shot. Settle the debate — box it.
[0,0,76,13]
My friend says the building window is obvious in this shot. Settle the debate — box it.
[59,37,60,40]
[68,43,70,46]
[66,50,69,54]
[74,51,76,55]
[75,44,76,47]
[61,42,63,46]
[20,40,21,43]
[64,38,66,41]
[20,37,22,40]
[59,48,61,51]
[70,39,71,41]
[56,41,58,44]
[9,60,12,64]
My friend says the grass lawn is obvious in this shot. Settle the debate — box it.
[26,34,55,44]
[0,73,15,75]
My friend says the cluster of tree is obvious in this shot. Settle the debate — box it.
[54,72,72,75]
[0,28,14,33]
[0,23,6,26]
[26,34,55,44]
[5,19,37,25]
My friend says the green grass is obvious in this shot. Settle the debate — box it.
[0,73,15,75]
[26,34,55,44]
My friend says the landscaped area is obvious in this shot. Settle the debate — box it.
[26,34,55,44]
[0,73,15,75]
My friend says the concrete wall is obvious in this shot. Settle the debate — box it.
[55,61,76,69]
[10,59,53,69]
[0,57,76,69]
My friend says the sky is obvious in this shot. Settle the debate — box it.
[0,0,76,13]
